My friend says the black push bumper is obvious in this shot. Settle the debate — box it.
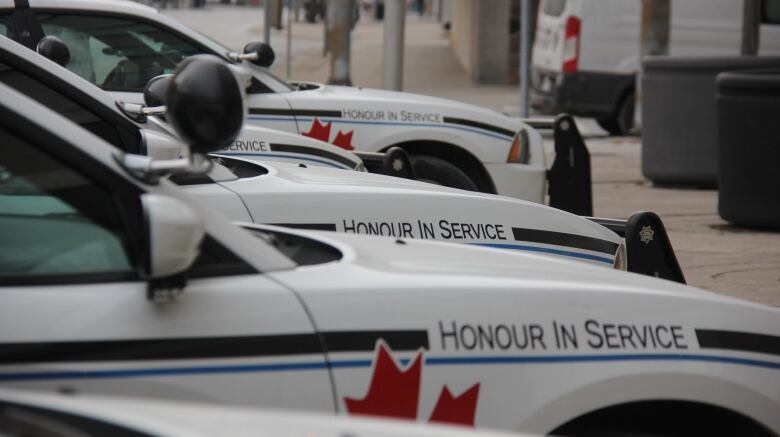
[354,147,416,180]
[525,114,592,217]
[588,212,686,284]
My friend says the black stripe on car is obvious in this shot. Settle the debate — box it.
[270,143,358,168]
[512,227,619,256]
[267,223,338,231]
[249,108,343,118]
[0,330,429,364]
[442,117,515,138]
[696,329,780,357]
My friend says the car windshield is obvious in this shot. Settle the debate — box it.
[178,26,295,92]
[247,62,296,92]
[36,13,200,92]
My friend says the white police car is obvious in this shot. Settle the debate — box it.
[0,33,654,276]
[1,56,779,437]
[0,0,592,214]
[0,389,541,437]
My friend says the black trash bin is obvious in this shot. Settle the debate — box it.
[642,56,780,187]
[717,69,780,230]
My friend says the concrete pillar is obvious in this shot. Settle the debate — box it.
[640,0,671,56]
[294,0,301,22]
[636,0,670,128]
[383,1,405,90]
[449,0,510,84]
[742,0,761,55]
[476,0,511,83]
[286,0,293,78]
[518,0,531,117]
[272,0,283,30]
[327,0,353,85]
[264,0,272,43]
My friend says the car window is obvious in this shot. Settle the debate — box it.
[36,13,200,92]
[0,63,141,152]
[0,129,135,282]
[0,14,13,39]
[0,61,140,152]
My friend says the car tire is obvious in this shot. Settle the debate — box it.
[567,429,682,437]
[597,92,635,136]
[410,155,479,192]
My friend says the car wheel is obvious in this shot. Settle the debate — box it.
[410,155,479,192]
[597,92,635,136]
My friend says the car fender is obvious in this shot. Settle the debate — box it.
[522,372,780,434]
[370,127,493,163]
[220,124,364,171]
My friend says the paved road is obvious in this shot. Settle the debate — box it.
[164,5,780,306]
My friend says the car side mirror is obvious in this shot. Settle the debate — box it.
[226,41,275,67]
[141,193,205,303]
[144,74,172,108]
[141,129,187,161]
[36,36,70,67]
[243,41,275,67]
[166,54,246,155]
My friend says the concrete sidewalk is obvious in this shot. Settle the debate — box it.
[165,5,780,306]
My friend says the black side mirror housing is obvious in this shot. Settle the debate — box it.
[144,74,172,107]
[243,41,275,67]
[166,54,246,155]
[36,36,70,67]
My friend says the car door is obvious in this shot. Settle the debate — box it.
[0,116,334,411]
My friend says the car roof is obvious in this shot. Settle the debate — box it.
[21,0,159,16]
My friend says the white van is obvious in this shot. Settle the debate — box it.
[531,0,780,134]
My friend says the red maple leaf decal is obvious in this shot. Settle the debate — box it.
[428,384,481,426]
[302,118,332,143]
[345,342,480,427]
[332,130,355,150]
[344,342,422,419]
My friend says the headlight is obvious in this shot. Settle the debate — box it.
[614,241,627,271]
[507,129,530,164]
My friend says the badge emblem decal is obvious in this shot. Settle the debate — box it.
[639,226,655,244]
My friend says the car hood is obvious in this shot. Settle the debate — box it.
[218,158,620,267]
[261,224,780,337]
[261,223,765,305]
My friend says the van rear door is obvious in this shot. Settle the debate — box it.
[533,0,575,75]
